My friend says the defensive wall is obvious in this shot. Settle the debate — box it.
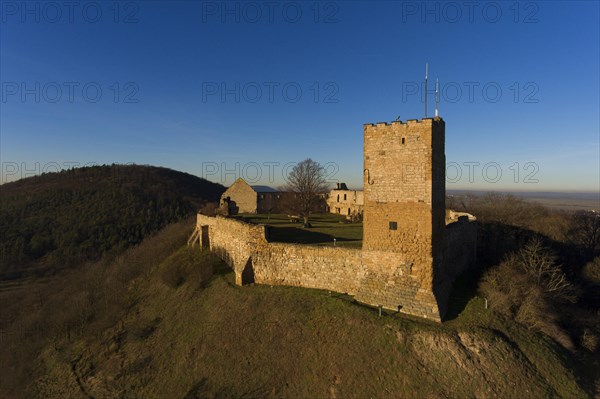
[195,212,476,321]
[195,117,477,321]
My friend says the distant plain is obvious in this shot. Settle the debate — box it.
[448,190,600,211]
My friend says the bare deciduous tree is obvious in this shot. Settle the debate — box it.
[285,158,328,227]
[515,237,577,303]
[480,237,578,350]
[568,211,600,261]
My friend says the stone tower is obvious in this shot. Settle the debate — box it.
[357,117,446,320]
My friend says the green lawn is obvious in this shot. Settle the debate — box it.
[232,213,363,248]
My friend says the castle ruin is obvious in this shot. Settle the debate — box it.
[193,117,476,321]
[327,183,363,218]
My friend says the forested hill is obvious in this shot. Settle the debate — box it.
[0,164,225,279]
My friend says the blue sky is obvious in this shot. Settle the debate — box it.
[1,0,599,191]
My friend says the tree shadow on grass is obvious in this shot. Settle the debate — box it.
[268,226,361,246]
[443,268,483,321]
[213,260,232,276]
[268,227,338,244]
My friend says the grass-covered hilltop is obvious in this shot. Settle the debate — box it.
[0,166,599,398]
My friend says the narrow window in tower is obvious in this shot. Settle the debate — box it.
[389,221,398,230]
[401,137,406,144]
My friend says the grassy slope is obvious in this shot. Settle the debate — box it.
[26,224,593,399]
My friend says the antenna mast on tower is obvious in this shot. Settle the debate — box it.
[424,63,428,118]
[435,78,439,117]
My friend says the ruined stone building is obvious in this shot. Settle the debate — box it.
[194,117,477,321]
[219,178,282,214]
[327,183,364,217]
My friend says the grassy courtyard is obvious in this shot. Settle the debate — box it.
[233,213,363,248]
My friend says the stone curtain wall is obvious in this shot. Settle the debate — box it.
[356,250,441,319]
[434,217,478,313]
[197,214,364,293]
[445,216,478,275]
[197,214,268,284]
[254,244,364,295]
[196,213,476,321]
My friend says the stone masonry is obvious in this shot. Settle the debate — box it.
[356,118,446,319]
[220,178,258,214]
[195,117,477,322]
[196,214,365,292]
[327,185,364,217]
[219,177,288,214]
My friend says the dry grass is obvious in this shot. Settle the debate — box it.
[39,269,589,398]
[1,219,596,398]
[0,219,194,399]
[479,238,579,351]
[160,246,220,289]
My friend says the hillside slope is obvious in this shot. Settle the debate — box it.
[0,165,225,278]
[5,222,593,399]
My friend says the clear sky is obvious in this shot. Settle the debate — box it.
[1,0,599,191]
